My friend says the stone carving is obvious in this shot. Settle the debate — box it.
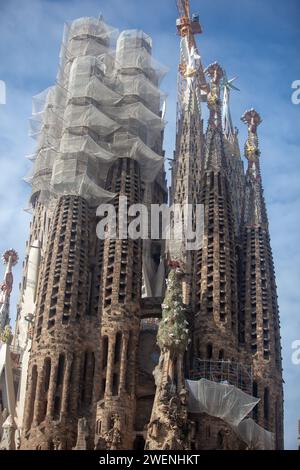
[104,414,122,450]
[52,436,62,450]
[145,265,195,450]
[0,414,16,450]
[0,325,13,345]
[15,428,21,450]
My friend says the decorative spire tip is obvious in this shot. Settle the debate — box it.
[2,249,18,266]
[241,108,262,133]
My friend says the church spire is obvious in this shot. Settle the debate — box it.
[242,108,262,173]
[241,109,267,227]
[202,62,227,172]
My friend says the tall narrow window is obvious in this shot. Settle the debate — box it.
[56,354,65,387]
[102,336,108,369]
[53,354,65,418]
[264,387,269,424]
[114,332,122,364]
[44,357,51,392]
[207,343,213,359]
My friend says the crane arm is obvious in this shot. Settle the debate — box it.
[177,0,190,19]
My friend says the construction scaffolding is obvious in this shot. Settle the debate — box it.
[190,358,253,395]
[25,17,167,206]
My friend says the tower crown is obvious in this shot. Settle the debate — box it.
[205,62,224,129]
[241,108,262,162]
[241,108,262,134]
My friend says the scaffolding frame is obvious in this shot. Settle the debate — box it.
[189,358,253,395]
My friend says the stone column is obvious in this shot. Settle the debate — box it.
[118,334,128,394]
[105,335,116,396]
[70,354,81,416]
[61,355,73,416]
[46,362,58,418]
[33,366,45,426]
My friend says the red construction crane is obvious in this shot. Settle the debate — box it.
[175,0,208,118]
[176,0,202,44]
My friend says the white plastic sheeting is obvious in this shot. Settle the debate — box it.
[115,30,168,83]
[236,418,275,450]
[186,378,259,427]
[25,17,166,205]
[186,378,275,449]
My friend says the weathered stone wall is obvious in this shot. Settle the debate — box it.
[21,195,100,449]
[241,225,284,448]
[94,158,142,450]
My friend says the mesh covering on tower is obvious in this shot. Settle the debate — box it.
[25,17,167,206]
[186,378,259,427]
[186,378,275,449]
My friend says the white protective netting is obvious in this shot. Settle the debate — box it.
[186,378,274,449]
[115,30,168,84]
[25,17,166,205]
[236,418,275,450]
[186,378,259,427]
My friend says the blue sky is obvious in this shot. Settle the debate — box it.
[0,0,299,449]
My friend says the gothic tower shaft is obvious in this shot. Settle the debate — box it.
[194,63,239,363]
[240,109,283,448]
[94,158,142,450]
[22,195,99,450]
[171,0,207,319]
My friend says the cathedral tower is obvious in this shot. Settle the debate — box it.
[241,109,283,448]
